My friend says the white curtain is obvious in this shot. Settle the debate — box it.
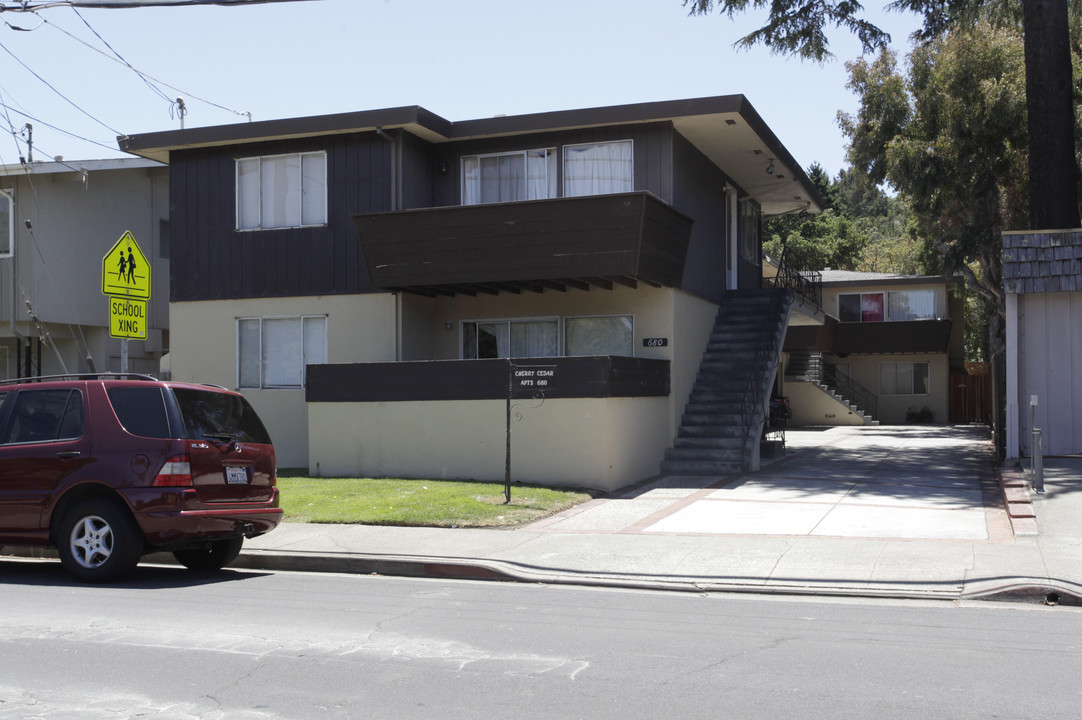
[237,318,261,388]
[564,140,633,197]
[262,317,303,388]
[511,321,558,357]
[236,159,261,229]
[261,155,302,229]
[888,290,936,321]
[301,153,327,226]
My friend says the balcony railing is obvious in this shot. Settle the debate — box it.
[768,245,822,312]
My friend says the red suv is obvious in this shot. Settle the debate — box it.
[0,374,281,582]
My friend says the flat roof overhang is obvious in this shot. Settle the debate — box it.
[355,192,693,297]
[118,96,822,216]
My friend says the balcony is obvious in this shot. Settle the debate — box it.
[785,317,954,355]
[354,192,693,297]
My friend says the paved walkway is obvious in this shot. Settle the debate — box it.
[234,425,1082,603]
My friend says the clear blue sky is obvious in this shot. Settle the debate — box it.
[0,0,922,178]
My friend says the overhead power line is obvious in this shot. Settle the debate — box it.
[0,1,324,9]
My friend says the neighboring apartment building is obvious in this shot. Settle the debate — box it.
[782,271,964,426]
[0,158,170,380]
[119,96,823,489]
[1003,230,1082,457]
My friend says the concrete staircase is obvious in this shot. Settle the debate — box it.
[786,352,879,426]
[661,288,792,475]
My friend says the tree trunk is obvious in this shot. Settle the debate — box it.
[1023,0,1081,230]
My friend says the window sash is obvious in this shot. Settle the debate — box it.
[563,140,633,197]
[462,149,556,205]
[236,152,327,230]
[880,361,930,395]
[565,316,634,357]
[462,319,558,359]
[888,290,936,321]
[839,292,886,322]
[238,315,327,389]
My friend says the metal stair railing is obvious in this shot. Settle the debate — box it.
[738,288,790,464]
[821,363,878,420]
[768,245,823,313]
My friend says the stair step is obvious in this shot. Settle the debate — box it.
[660,459,746,475]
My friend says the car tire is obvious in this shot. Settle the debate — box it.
[57,498,143,583]
[172,537,244,572]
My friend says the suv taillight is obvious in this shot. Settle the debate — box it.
[153,454,193,487]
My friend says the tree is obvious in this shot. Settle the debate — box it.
[839,22,1032,362]
[685,0,1082,230]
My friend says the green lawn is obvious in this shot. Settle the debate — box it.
[277,476,597,528]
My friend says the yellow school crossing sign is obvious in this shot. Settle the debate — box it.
[102,231,151,340]
[102,230,151,300]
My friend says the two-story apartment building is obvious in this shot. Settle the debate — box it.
[119,96,823,490]
[0,158,170,379]
[782,270,964,426]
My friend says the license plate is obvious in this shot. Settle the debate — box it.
[225,466,249,485]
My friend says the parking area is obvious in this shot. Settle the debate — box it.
[530,425,1008,542]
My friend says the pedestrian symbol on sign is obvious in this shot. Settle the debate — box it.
[101,231,151,300]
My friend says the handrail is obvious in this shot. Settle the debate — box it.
[739,288,789,460]
[822,362,878,420]
[769,246,823,312]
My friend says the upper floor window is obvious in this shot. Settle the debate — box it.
[0,189,12,258]
[462,149,556,205]
[738,198,760,265]
[563,140,633,197]
[236,152,327,230]
[840,290,936,322]
[887,290,937,321]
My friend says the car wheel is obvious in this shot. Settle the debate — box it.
[172,537,244,572]
[57,499,143,583]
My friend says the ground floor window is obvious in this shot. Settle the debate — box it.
[462,315,634,359]
[880,361,929,395]
[238,315,327,389]
[565,316,633,356]
[462,319,558,359]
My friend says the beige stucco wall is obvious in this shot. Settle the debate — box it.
[168,294,397,467]
[308,395,671,492]
[827,352,949,425]
[786,380,867,426]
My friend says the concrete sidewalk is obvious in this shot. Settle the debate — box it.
[232,425,1082,604]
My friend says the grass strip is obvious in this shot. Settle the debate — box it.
[278,476,597,528]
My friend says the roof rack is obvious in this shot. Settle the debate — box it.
[0,373,159,386]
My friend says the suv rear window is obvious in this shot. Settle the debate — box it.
[173,388,272,445]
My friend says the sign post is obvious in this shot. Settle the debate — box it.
[504,362,557,504]
[102,231,151,373]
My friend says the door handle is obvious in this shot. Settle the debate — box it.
[56,450,82,460]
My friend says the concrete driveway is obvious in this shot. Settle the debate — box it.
[529,425,1007,542]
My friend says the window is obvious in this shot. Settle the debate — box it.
[3,389,84,444]
[236,152,327,230]
[462,319,558,359]
[881,361,929,395]
[0,189,11,258]
[108,387,172,439]
[738,198,760,264]
[563,140,633,197]
[565,316,633,357]
[839,292,885,322]
[462,149,556,205]
[238,316,327,389]
[887,290,936,321]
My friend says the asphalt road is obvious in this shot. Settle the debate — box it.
[2,560,1081,719]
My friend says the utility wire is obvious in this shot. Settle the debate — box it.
[0,38,124,137]
[33,12,253,120]
[69,6,173,104]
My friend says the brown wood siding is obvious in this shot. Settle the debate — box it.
[355,193,692,292]
[306,356,671,402]
[170,134,393,302]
